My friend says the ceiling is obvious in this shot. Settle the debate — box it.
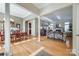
[33,3,50,10]
[41,16,53,23]
[0,3,33,18]
[32,3,72,23]
[44,6,72,22]
[0,3,72,22]
[10,4,31,18]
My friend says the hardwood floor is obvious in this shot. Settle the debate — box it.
[12,39,42,56]
[40,36,73,56]
[0,36,74,56]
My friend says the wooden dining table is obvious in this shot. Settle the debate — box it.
[0,33,16,43]
[0,32,28,44]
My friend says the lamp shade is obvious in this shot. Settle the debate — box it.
[3,18,14,22]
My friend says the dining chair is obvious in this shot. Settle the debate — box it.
[15,33,21,42]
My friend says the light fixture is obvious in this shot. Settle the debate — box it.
[56,15,61,20]
[10,18,14,22]
[3,18,14,22]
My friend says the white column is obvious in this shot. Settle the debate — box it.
[4,3,11,56]
[38,16,40,42]
[23,20,26,32]
[72,4,79,56]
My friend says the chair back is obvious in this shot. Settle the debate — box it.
[0,32,1,36]
[15,30,21,38]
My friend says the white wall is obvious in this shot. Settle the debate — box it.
[22,20,26,32]
[31,19,35,36]
[0,13,24,32]
[25,18,38,36]
[35,18,38,36]
[0,13,4,31]
[10,16,23,31]
[0,13,4,21]
[0,22,3,31]
[31,18,38,36]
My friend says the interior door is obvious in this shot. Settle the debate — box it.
[29,23,31,35]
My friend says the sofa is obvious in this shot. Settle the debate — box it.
[47,30,63,40]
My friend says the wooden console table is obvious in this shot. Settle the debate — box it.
[65,32,72,49]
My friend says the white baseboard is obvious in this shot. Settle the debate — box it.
[29,47,44,56]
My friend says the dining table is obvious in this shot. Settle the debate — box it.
[0,32,28,44]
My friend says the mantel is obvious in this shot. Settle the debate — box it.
[76,34,79,36]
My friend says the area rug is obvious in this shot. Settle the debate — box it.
[35,50,52,56]
[0,53,4,56]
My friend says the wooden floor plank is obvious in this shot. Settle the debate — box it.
[40,36,73,56]
[0,36,73,56]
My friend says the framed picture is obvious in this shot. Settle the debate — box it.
[16,24,20,29]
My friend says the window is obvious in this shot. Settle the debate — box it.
[65,22,70,32]
[49,24,53,30]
